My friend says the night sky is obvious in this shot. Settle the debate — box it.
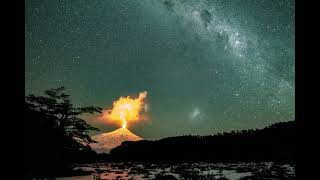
[25,0,295,139]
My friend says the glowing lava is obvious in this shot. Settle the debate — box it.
[102,91,147,128]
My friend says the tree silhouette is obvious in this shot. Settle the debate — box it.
[24,87,102,179]
[26,87,101,145]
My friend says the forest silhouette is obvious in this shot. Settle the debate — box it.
[111,120,295,162]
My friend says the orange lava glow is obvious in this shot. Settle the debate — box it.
[102,91,147,128]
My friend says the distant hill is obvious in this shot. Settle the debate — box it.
[90,127,143,153]
[110,121,295,162]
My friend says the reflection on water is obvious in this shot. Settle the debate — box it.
[57,162,295,180]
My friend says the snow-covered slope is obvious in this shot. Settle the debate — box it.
[90,127,143,153]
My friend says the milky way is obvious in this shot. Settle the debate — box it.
[25,0,295,139]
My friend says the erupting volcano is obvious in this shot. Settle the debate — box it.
[90,91,147,153]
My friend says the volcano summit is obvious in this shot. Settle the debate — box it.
[90,128,143,153]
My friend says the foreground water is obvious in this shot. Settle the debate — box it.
[57,162,295,180]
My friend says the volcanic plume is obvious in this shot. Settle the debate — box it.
[91,92,147,153]
[101,91,147,128]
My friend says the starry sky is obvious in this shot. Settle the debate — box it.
[25,0,295,140]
